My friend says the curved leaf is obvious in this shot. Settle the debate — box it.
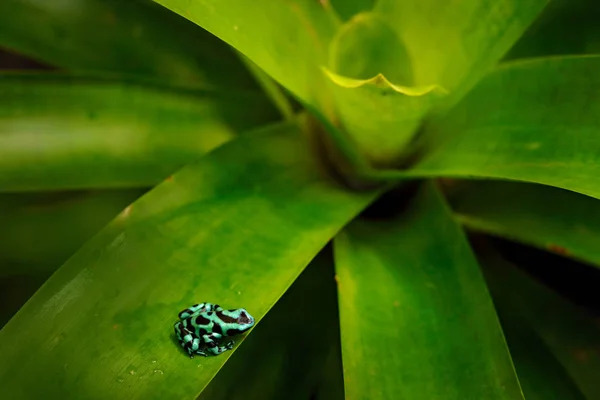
[0,72,279,191]
[405,56,600,200]
[334,183,522,399]
[447,180,600,269]
[0,118,376,399]
[374,0,547,99]
[152,0,340,111]
[324,12,448,165]
[0,189,146,277]
[479,251,600,399]
[0,0,258,90]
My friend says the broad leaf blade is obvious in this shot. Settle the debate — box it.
[479,251,600,399]
[152,0,340,111]
[407,56,600,200]
[0,0,258,89]
[374,0,547,97]
[334,183,522,399]
[0,72,279,191]
[200,249,339,400]
[0,118,376,399]
[447,180,600,269]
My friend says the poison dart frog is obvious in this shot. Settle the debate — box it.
[174,302,255,358]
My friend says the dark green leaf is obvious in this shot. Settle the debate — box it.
[334,183,522,399]
[0,72,279,191]
[0,118,376,399]
[447,180,600,269]
[480,251,600,399]
[499,312,586,400]
[0,189,146,277]
[0,0,258,89]
[505,0,600,61]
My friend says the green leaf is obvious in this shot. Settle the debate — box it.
[0,0,258,90]
[499,312,586,400]
[200,248,339,400]
[0,189,146,277]
[374,0,547,98]
[0,72,279,191]
[0,118,376,399]
[152,0,340,111]
[505,0,600,61]
[406,56,600,200]
[312,340,345,400]
[323,12,448,165]
[334,183,522,399]
[446,180,600,269]
[479,251,600,399]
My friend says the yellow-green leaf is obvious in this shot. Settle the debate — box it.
[406,56,600,200]
[152,0,340,112]
[374,0,547,98]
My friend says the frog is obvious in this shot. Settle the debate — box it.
[174,302,255,358]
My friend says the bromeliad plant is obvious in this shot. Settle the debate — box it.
[1,0,599,399]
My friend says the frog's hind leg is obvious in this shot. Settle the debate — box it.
[205,340,234,356]
[178,302,216,319]
[174,322,202,358]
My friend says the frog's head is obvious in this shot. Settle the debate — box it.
[220,308,255,334]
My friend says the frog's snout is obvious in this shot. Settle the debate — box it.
[238,309,255,329]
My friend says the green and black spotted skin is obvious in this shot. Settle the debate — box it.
[174,302,255,358]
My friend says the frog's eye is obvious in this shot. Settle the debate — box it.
[237,310,254,326]
[239,312,251,324]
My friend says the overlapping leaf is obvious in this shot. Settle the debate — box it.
[0,0,258,89]
[323,13,447,165]
[447,180,600,269]
[405,56,600,200]
[480,251,600,399]
[0,72,279,191]
[375,0,547,98]
[152,0,340,112]
[334,183,521,399]
[0,118,376,399]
